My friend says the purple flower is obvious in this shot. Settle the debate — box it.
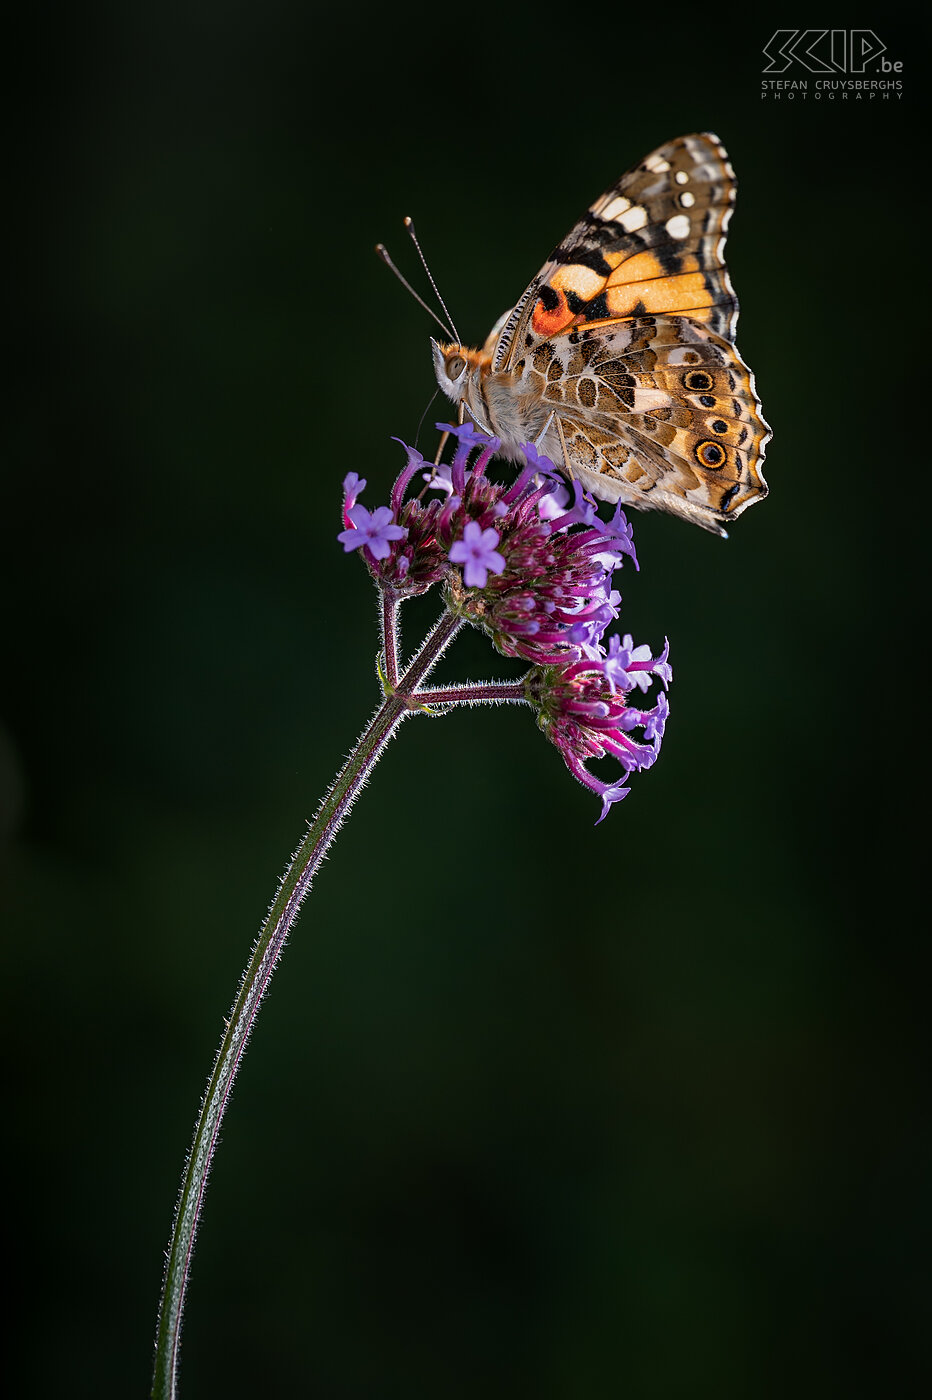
[651,637,673,688]
[436,421,500,496]
[437,420,495,454]
[449,521,506,588]
[342,473,366,513]
[593,780,632,821]
[603,633,650,695]
[422,463,455,497]
[616,633,672,692]
[526,635,671,822]
[536,480,571,521]
[546,478,600,531]
[602,504,639,569]
[337,503,407,560]
[640,691,669,744]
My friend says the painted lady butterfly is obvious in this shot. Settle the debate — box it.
[433,133,770,535]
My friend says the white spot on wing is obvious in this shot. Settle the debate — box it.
[665,214,690,240]
[631,388,670,412]
[680,191,695,208]
[601,195,632,221]
[644,156,670,173]
[619,205,648,233]
[675,170,689,185]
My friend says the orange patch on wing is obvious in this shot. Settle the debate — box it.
[605,271,714,317]
[531,288,575,337]
[607,252,664,285]
[607,251,701,285]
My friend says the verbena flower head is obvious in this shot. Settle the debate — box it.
[337,424,671,819]
[525,641,671,823]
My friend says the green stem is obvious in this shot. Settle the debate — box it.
[151,608,463,1399]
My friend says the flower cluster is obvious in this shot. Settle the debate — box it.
[338,424,671,820]
[526,641,671,823]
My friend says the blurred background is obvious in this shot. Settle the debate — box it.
[4,4,926,1396]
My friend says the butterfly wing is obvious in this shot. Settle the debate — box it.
[490,132,769,532]
[535,316,768,532]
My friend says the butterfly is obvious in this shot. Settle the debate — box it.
[432,132,770,535]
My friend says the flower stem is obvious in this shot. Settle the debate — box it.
[151,607,463,1399]
[413,680,528,707]
[379,587,400,689]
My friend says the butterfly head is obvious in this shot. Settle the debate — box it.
[431,338,489,405]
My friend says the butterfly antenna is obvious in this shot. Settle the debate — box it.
[404,217,461,345]
[375,242,456,341]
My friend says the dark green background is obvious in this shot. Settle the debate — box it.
[4,5,926,1396]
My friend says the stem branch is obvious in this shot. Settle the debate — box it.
[414,680,528,707]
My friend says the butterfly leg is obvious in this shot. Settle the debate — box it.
[555,416,576,482]
[433,430,449,466]
[534,411,555,449]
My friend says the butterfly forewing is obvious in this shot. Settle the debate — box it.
[493,133,741,369]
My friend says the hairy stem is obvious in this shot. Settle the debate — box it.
[413,680,528,707]
[151,607,463,1399]
[379,587,401,689]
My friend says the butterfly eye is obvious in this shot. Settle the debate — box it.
[445,354,466,380]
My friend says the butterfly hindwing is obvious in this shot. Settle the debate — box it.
[509,314,769,529]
